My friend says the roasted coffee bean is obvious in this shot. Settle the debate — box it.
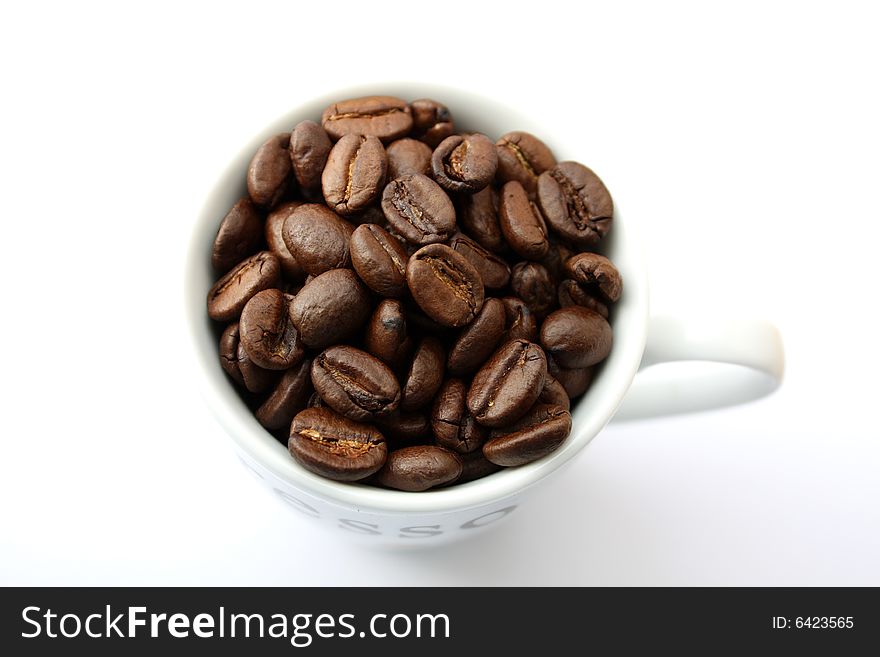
[483,403,572,467]
[281,203,353,276]
[431,133,498,193]
[448,233,510,289]
[558,279,609,318]
[219,323,246,387]
[447,298,506,376]
[256,359,313,430]
[537,161,613,248]
[364,299,411,369]
[406,244,484,327]
[322,134,387,216]
[290,269,371,348]
[510,262,556,318]
[212,198,263,273]
[380,174,456,245]
[239,289,304,370]
[499,180,550,260]
[289,407,387,481]
[501,296,538,342]
[247,133,291,208]
[265,202,306,280]
[307,391,326,408]
[547,355,594,398]
[467,340,547,427]
[409,98,454,148]
[349,223,409,297]
[288,120,332,193]
[539,375,570,412]
[455,450,502,483]
[540,306,612,368]
[400,337,445,412]
[495,131,556,196]
[207,251,280,322]
[321,95,412,143]
[386,138,433,179]
[377,411,430,444]
[311,346,401,421]
[375,445,462,491]
[237,341,275,394]
[564,252,622,302]
[457,186,504,253]
[431,379,488,454]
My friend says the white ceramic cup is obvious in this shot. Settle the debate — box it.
[184,84,784,545]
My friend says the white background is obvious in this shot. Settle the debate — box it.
[1,0,878,585]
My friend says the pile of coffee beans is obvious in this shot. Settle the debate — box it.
[206,95,622,491]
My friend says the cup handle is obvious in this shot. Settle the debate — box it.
[611,315,785,422]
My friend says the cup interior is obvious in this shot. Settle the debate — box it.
[184,83,649,514]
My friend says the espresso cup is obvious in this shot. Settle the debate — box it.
[184,84,784,545]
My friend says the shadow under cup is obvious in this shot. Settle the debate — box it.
[184,84,649,544]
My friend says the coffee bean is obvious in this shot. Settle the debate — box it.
[547,355,594,398]
[219,323,246,388]
[307,391,326,408]
[281,203,353,276]
[364,299,412,369]
[289,407,387,481]
[376,411,430,444]
[431,378,488,454]
[539,375,570,412]
[256,359,313,431]
[247,133,291,208]
[540,306,612,368]
[239,289,304,370]
[289,120,332,193]
[499,180,550,260]
[207,251,280,322]
[322,134,387,216]
[311,346,401,421]
[321,95,412,143]
[447,298,506,376]
[564,252,622,302]
[501,296,538,342]
[386,138,433,179]
[467,339,547,428]
[409,98,454,148]
[483,403,572,467]
[265,202,306,281]
[380,174,456,245]
[557,279,609,318]
[289,269,371,348]
[237,340,275,394]
[495,131,556,195]
[537,161,613,248]
[375,445,462,491]
[448,233,510,289]
[457,186,504,253]
[406,244,484,327]
[349,223,409,297]
[431,133,498,193]
[400,337,446,412]
[510,261,556,318]
[211,198,263,273]
[455,450,502,483]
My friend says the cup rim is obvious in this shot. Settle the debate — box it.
[184,83,649,515]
